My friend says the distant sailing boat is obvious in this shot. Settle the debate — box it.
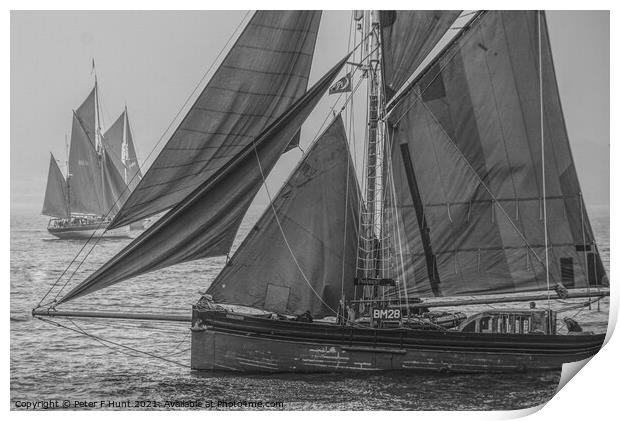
[42,81,142,239]
[35,10,608,373]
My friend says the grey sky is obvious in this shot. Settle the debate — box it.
[10,10,609,212]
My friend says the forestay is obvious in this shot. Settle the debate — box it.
[109,11,322,229]
[208,116,360,318]
[384,11,608,298]
[58,56,348,304]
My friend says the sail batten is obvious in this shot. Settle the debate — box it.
[207,116,360,318]
[384,10,608,298]
[58,56,348,304]
[42,153,69,218]
[109,11,323,229]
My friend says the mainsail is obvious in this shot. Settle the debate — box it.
[207,116,360,318]
[109,10,323,229]
[384,11,608,298]
[67,111,105,215]
[380,10,460,100]
[41,153,69,218]
[58,56,348,303]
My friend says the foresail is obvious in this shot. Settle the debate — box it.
[207,116,360,318]
[380,10,460,100]
[42,153,69,218]
[57,56,348,304]
[68,112,104,215]
[109,11,322,229]
[385,11,607,298]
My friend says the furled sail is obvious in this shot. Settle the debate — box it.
[67,112,104,215]
[41,153,69,218]
[109,10,322,229]
[58,56,348,304]
[102,109,142,191]
[380,10,460,100]
[384,11,608,298]
[207,116,360,318]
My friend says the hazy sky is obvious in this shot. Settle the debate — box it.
[10,10,610,213]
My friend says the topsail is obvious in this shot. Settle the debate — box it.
[380,10,460,100]
[109,10,323,229]
[384,11,608,298]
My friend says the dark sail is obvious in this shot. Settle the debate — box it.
[75,86,97,148]
[58,57,348,304]
[67,112,104,215]
[380,10,460,99]
[109,11,322,229]
[102,111,125,177]
[207,116,360,318]
[384,11,607,298]
[101,147,130,215]
[41,153,69,218]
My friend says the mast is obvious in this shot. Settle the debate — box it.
[94,76,106,217]
[358,11,389,303]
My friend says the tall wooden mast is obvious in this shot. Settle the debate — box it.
[358,11,389,302]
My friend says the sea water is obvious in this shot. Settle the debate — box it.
[10,206,610,410]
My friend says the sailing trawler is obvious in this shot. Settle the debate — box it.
[35,10,608,373]
[42,81,142,239]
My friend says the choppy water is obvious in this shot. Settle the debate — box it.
[10,206,610,410]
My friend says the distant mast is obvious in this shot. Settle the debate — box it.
[65,133,71,215]
[122,105,128,184]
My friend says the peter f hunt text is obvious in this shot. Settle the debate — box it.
[14,399,285,409]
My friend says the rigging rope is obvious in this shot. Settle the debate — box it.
[37,317,191,368]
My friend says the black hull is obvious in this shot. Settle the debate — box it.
[191,309,605,373]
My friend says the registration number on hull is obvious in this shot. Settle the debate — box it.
[372,309,401,321]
